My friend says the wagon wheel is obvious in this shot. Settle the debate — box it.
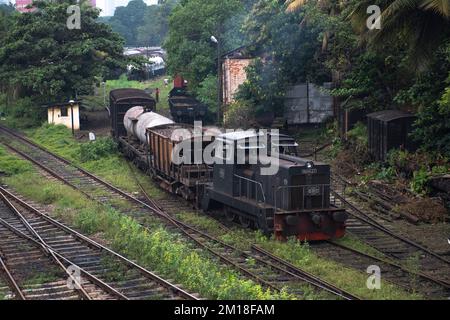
[239,216,252,229]
[224,208,236,222]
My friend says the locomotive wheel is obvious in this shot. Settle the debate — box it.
[239,216,252,228]
[224,208,236,222]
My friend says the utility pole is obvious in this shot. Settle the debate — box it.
[211,35,221,124]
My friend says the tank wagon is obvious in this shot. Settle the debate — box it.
[169,76,208,123]
[201,132,347,241]
[110,88,347,241]
[120,106,174,170]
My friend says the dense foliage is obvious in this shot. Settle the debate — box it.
[164,0,244,88]
[106,0,178,47]
[233,0,450,156]
[0,0,125,103]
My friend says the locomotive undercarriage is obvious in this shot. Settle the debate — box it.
[202,187,348,241]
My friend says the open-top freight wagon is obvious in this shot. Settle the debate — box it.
[168,75,208,124]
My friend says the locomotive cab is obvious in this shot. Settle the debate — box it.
[267,132,299,156]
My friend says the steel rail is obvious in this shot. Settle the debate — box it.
[0,213,129,300]
[0,187,198,301]
[326,240,450,290]
[251,245,361,301]
[0,255,26,300]
[330,178,450,266]
[0,191,93,300]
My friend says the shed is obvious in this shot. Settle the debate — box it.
[221,46,253,105]
[367,110,417,161]
[45,101,81,132]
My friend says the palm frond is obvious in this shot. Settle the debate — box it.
[286,0,309,13]
[419,0,450,17]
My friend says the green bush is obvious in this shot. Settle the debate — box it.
[346,122,368,153]
[79,137,118,162]
[0,146,34,176]
[223,100,256,129]
[410,168,430,195]
[375,166,396,182]
[196,74,218,114]
[1,97,46,128]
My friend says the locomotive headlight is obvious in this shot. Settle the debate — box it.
[306,161,314,169]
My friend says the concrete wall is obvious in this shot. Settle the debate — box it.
[284,83,334,125]
[47,105,80,130]
[222,58,252,105]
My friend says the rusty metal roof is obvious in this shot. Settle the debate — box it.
[110,89,155,103]
[367,110,415,122]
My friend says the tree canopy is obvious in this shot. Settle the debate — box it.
[106,0,178,47]
[235,0,450,155]
[0,0,125,102]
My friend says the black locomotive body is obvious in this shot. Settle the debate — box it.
[201,132,347,241]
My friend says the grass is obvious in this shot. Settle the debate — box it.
[23,271,61,287]
[333,234,387,259]
[19,123,163,199]
[0,146,295,300]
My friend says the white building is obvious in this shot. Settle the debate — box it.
[46,101,81,131]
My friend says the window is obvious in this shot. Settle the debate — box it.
[60,107,68,117]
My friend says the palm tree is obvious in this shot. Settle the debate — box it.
[350,0,450,69]
[285,0,345,51]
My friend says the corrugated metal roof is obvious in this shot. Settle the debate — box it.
[367,110,415,122]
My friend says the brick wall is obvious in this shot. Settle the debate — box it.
[222,58,252,105]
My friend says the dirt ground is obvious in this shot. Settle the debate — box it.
[78,110,111,139]
[319,146,450,257]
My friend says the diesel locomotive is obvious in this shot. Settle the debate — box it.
[110,88,347,241]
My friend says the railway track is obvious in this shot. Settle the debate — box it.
[0,186,198,300]
[0,125,358,300]
[0,219,91,300]
[157,191,450,299]
[330,174,450,295]
[313,241,449,298]
[135,179,359,300]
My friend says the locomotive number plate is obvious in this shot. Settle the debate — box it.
[301,169,318,174]
[306,186,321,196]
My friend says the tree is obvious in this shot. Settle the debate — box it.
[0,0,125,102]
[350,0,450,69]
[108,0,148,46]
[237,0,329,114]
[0,3,15,40]
[136,0,178,47]
[164,0,243,89]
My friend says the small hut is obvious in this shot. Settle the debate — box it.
[45,100,81,132]
[367,110,417,161]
